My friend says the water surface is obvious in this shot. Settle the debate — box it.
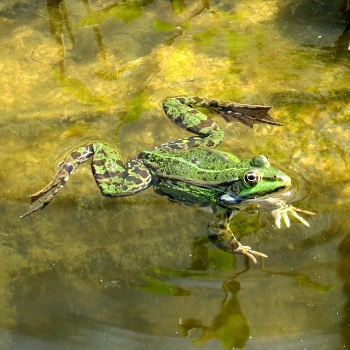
[0,0,349,349]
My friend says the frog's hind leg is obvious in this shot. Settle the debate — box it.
[21,142,151,217]
[162,97,282,149]
[91,143,152,197]
[162,97,225,148]
[21,144,95,217]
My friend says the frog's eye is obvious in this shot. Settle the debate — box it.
[243,171,261,186]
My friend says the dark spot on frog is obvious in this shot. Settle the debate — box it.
[93,171,120,180]
[127,176,144,185]
[70,151,82,159]
[174,113,185,125]
[192,96,203,104]
[191,157,199,164]
[64,163,74,173]
[135,169,150,179]
[206,140,216,147]
[93,159,106,167]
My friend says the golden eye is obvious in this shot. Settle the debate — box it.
[244,171,261,186]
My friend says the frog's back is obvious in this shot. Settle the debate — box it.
[140,147,241,183]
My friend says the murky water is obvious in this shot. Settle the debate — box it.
[1,0,350,349]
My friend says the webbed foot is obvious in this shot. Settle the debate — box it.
[271,205,316,229]
[214,102,283,128]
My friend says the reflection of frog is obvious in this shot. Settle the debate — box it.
[179,279,249,349]
[22,97,314,263]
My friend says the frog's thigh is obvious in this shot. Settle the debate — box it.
[92,144,152,196]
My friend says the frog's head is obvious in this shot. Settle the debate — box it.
[220,155,291,204]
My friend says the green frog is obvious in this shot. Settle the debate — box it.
[22,97,314,263]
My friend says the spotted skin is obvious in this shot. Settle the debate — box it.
[91,143,152,196]
[22,97,314,263]
[23,145,94,215]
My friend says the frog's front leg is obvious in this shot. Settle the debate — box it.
[254,197,316,228]
[208,211,267,264]
[21,142,152,217]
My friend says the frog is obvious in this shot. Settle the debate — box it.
[21,96,314,263]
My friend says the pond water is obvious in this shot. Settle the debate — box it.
[0,0,350,349]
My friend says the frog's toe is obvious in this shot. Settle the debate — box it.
[234,243,268,264]
[291,207,316,226]
[271,210,282,229]
[291,210,310,227]
[282,212,290,227]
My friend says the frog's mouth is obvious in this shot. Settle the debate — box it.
[263,174,291,187]
[219,174,292,205]
[219,185,288,205]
